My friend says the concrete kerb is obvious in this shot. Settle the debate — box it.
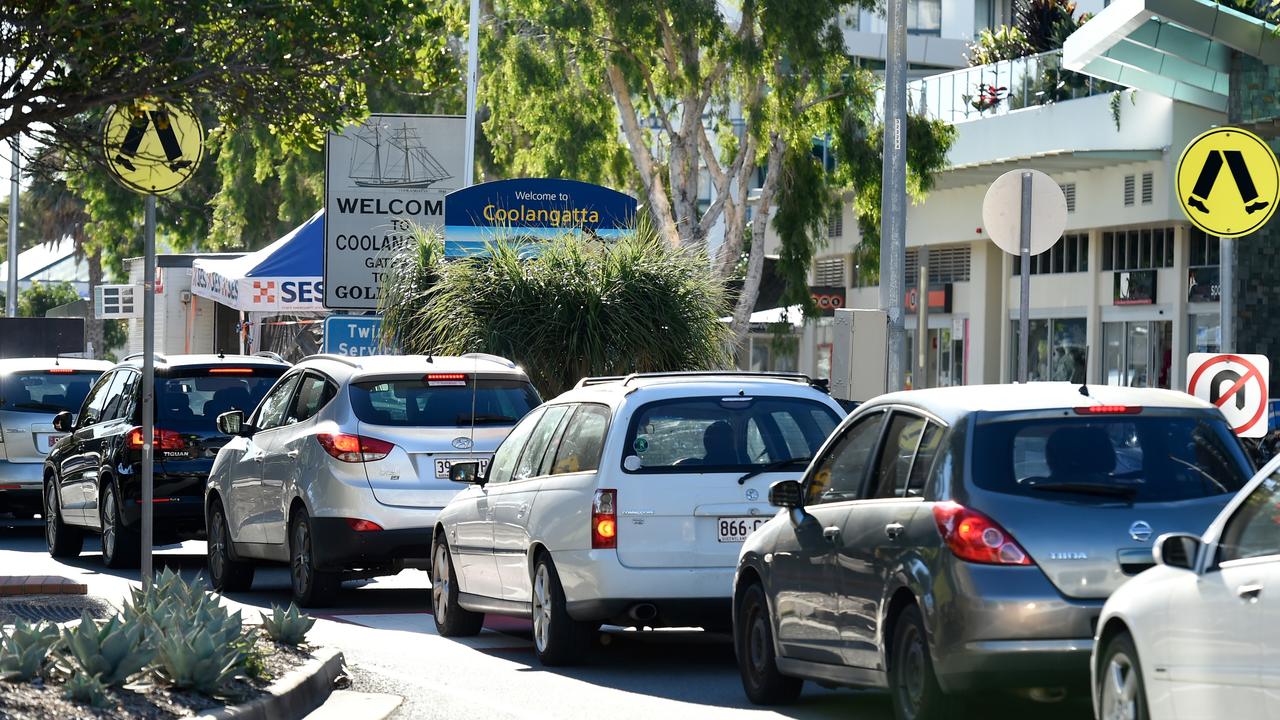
[195,647,346,720]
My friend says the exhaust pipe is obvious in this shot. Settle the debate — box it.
[627,603,658,622]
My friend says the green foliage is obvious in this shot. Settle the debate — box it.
[17,281,81,318]
[260,604,317,646]
[1015,0,1091,53]
[0,619,60,682]
[63,670,112,709]
[234,630,270,683]
[57,612,154,687]
[379,227,733,398]
[153,624,244,695]
[966,26,1035,66]
[1220,0,1280,24]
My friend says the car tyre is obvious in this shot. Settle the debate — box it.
[207,500,255,592]
[290,508,339,607]
[431,538,484,637]
[530,553,591,666]
[100,482,139,569]
[1098,631,1150,720]
[45,480,82,558]
[735,581,803,705]
[890,605,947,720]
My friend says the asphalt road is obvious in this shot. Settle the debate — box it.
[0,516,1094,720]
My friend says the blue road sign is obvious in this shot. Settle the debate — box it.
[324,315,384,356]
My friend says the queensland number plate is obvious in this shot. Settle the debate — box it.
[38,434,65,453]
[717,516,767,543]
[435,458,489,479]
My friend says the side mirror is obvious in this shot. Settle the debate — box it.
[449,461,484,485]
[52,411,73,433]
[1154,532,1201,571]
[216,410,246,437]
[768,479,803,509]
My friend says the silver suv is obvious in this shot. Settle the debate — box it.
[732,383,1255,720]
[205,353,540,606]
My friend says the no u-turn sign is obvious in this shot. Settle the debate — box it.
[1187,353,1271,438]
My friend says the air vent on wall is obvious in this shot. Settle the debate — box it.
[1063,183,1076,213]
[1141,172,1153,205]
[1124,175,1135,207]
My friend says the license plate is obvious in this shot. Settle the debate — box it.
[717,516,768,543]
[38,434,65,453]
[435,458,489,479]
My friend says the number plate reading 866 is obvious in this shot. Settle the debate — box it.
[717,516,767,543]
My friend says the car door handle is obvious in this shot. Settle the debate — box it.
[822,526,841,542]
[1238,583,1264,600]
[286,450,299,459]
[253,456,263,463]
[885,522,905,540]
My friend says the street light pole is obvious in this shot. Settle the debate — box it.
[7,139,19,318]
[880,0,908,392]
[141,194,156,589]
[463,0,480,188]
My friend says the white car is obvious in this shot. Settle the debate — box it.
[430,372,845,665]
[1092,452,1280,720]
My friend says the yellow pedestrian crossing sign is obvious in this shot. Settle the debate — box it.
[102,100,204,196]
[1177,126,1279,238]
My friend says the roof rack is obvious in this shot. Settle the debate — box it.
[252,351,287,363]
[575,376,626,388]
[461,352,517,369]
[299,354,361,368]
[574,371,829,392]
[121,353,167,364]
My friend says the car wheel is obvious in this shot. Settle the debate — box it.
[890,605,947,720]
[100,483,139,569]
[207,501,255,592]
[289,508,338,607]
[530,553,591,666]
[45,481,82,558]
[431,538,483,637]
[735,581,803,705]
[1099,632,1150,720]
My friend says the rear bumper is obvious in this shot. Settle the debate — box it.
[566,597,732,627]
[0,461,48,514]
[309,517,433,571]
[934,639,1093,692]
[549,549,735,624]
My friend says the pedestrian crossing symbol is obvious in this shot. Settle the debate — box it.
[1177,126,1279,238]
[102,100,204,196]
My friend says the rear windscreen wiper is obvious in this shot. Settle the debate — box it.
[1024,481,1137,499]
[738,456,811,485]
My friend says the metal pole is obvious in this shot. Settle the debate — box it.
[7,139,19,317]
[880,0,908,392]
[916,249,929,389]
[1220,236,1234,352]
[463,0,480,187]
[1018,172,1033,383]
[141,195,156,588]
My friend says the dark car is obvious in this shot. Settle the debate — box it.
[43,353,288,567]
[732,383,1255,720]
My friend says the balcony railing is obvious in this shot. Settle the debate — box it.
[906,49,1120,124]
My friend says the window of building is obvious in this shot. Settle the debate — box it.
[827,208,843,239]
[907,0,942,35]
[1103,320,1173,389]
[814,256,846,286]
[1189,227,1221,267]
[973,0,996,32]
[1012,233,1089,275]
[843,8,861,30]
[1009,318,1087,383]
[1188,227,1221,304]
[1141,172,1154,204]
[1101,227,1175,271]
[1189,313,1221,354]
[906,246,970,284]
[1063,183,1076,213]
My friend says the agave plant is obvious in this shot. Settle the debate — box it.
[63,670,111,708]
[260,603,316,646]
[0,619,60,681]
[152,626,244,695]
[57,612,153,687]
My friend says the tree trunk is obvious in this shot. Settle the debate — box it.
[85,244,105,358]
[729,133,785,344]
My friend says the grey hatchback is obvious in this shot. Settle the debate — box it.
[732,383,1254,720]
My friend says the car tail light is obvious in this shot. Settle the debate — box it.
[932,502,1031,566]
[316,433,394,462]
[425,373,468,386]
[47,368,75,374]
[345,518,384,532]
[592,489,617,549]
[1074,405,1142,415]
[126,427,187,451]
[208,368,256,374]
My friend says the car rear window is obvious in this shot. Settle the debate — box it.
[158,368,285,431]
[350,378,541,427]
[971,412,1253,503]
[624,396,841,472]
[2,370,101,414]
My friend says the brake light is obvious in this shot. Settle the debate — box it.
[932,502,1031,566]
[47,368,75,374]
[425,373,468,386]
[316,433,394,462]
[345,518,384,532]
[1074,405,1142,415]
[208,368,255,374]
[592,489,617,549]
[126,427,187,451]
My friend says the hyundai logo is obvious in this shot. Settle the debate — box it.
[1129,521,1153,542]
[452,437,473,450]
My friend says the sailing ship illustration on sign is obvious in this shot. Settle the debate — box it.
[347,120,451,188]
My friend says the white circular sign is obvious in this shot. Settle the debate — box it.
[982,169,1068,256]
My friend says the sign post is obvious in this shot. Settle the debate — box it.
[982,168,1067,383]
[1187,353,1270,438]
[102,99,204,588]
[7,138,19,318]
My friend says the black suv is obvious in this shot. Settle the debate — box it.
[44,354,288,567]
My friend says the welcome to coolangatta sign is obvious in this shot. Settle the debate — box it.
[443,178,637,256]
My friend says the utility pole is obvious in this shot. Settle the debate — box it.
[880,0,908,392]
[7,139,19,317]
[463,0,480,187]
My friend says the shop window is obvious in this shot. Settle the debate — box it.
[1101,227,1175,271]
[1012,233,1088,275]
[1009,318,1086,383]
[1189,313,1221,354]
[1103,320,1172,389]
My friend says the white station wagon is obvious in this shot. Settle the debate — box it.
[430,372,845,665]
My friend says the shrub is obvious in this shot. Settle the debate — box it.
[260,603,315,646]
[0,619,60,681]
[57,612,153,687]
[63,670,111,708]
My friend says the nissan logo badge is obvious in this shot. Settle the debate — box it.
[1129,521,1153,542]
[452,437,473,450]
